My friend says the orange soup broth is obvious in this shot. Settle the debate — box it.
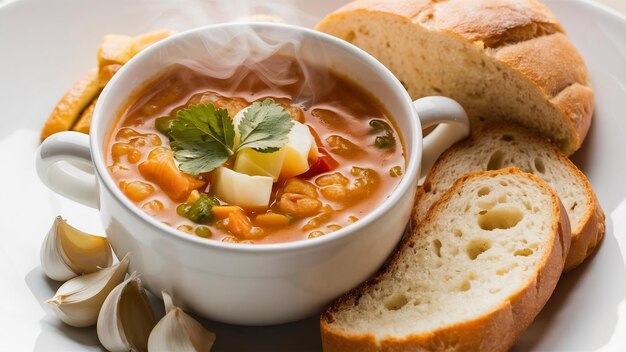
[106,57,405,244]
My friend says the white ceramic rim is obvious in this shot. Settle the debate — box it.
[91,22,422,253]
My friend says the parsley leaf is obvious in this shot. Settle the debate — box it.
[166,104,234,175]
[159,100,293,175]
[238,99,293,153]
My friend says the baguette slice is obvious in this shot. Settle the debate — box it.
[316,0,594,155]
[40,68,100,141]
[72,97,98,134]
[321,168,571,352]
[415,123,605,271]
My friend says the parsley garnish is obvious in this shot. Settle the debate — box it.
[159,99,293,175]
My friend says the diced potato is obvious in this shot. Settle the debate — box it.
[234,148,286,182]
[212,167,273,209]
[233,106,317,179]
[280,121,317,179]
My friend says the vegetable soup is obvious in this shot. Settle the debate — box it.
[106,56,405,243]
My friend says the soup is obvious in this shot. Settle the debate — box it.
[106,56,405,244]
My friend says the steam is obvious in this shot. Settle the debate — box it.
[134,0,338,110]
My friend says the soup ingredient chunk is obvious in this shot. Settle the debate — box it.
[278,179,323,217]
[280,121,318,179]
[212,167,274,209]
[234,148,287,182]
[232,104,317,180]
[176,193,219,224]
[138,147,205,202]
[160,100,293,175]
[119,180,155,202]
[326,135,364,157]
[369,119,396,149]
[316,167,380,203]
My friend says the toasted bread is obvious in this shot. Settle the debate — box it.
[40,69,100,141]
[72,97,98,134]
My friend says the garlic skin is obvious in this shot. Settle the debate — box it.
[47,253,130,327]
[148,291,216,352]
[97,272,156,352]
[41,216,113,281]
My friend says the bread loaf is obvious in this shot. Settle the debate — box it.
[316,0,594,155]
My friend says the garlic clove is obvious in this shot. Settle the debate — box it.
[97,272,156,352]
[47,253,130,327]
[41,216,113,281]
[148,290,216,352]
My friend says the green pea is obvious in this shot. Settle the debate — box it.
[389,166,403,177]
[195,226,212,238]
[155,116,176,135]
[186,195,216,224]
[176,203,191,217]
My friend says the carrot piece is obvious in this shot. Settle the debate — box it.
[227,211,253,238]
[254,213,290,228]
[212,206,242,220]
[138,147,205,202]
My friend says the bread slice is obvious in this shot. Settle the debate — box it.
[414,123,604,271]
[72,97,98,134]
[316,0,594,155]
[40,68,100,141]
[321,168,571,352]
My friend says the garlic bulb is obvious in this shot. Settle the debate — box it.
[148,291,216,352]
[47,253,130,327]
[41,216,113,281]
[97,272,156,352]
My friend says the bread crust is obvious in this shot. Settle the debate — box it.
[72,97,98,134]
[316,0,594,154]
[40,68,100,141]
[321,168,571,352]
[413,123,604,271]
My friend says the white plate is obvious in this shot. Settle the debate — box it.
[1,0,625,350]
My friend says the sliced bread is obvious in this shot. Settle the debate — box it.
[316,0,594,155]
[414,123,605,271]
[321,168,571,352]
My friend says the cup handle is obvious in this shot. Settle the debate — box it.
[35,131,99,209]
[414,96,470,178]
